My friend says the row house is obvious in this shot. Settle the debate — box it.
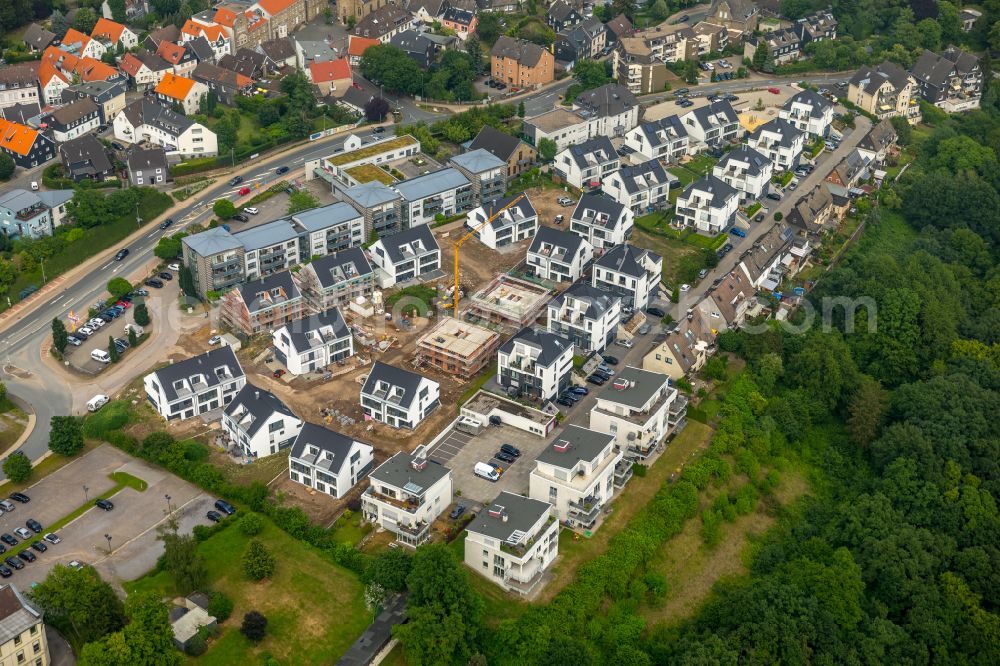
[695,268,755,330]
[407,0,447,24]
[38,59,70,106]
[114,99,218,157]
[735,223,795,291]
[222,384,303,458]
[786,184,836,235]
[527,226,593,284]
[554,136,620,191]
[643,309,716,380]
[368,224,441,288]
[466,194,538,250]
[674,176,739,236]
[181,19,232,60]
[589,366,685,460]
[143,346,247,421]
[361,361,440,430]
[272,307,355,375]
[440,7,477,40]
[353,4,414,43]
[60,28,106,60]
[624,115,689,163]
[712,146,773,204]
[848,61,921,123]
[591,244,663,310]
[126,147,170,186]
[449,149,508,206]
[746,118,805,172]
[554,17,607,66]
[547,283,621,353]
[497,327,575,402]
[744,26,800,65]
[569,194,634,251]
[192,62,256,106]
[603,159,676,215]
[856,119,898,166]
[156,40,199,78]
[779,89,834,137]
[288,423,374,499]
[393,168,473,227]
[219,270,305,337]
[119,51,173,91]
[295,247,375,313]
[64,79,127,124]
[40,98,100,143]
[547,0,584,32]
[706,0,759,35]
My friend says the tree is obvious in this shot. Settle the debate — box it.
[367,547,412,592]
[107,278,132,299]
[240,611,267,642]
[242,539,276,580]
[752,42,773,72]
[464,36,484,75]
[157,521,207,595]
[50,9,68,36]
[476,13,503,45]
[213,199,237,220]
[72,7,98,33]
[108,336,120,363]
[207,592,233,622]
[127,327,138,348]
[239,512,263,536]
[2,453,31,483]
[153,233,185,260]
[360,45,425,96]
[79,592,179,666]
[684,58,699,84]
[178,266,197,299]
[518,100,525,118]
[107,0,127,22]
[847,377,889,447]
[49,416,84,457]
[0,153,14,181]
[133,304,150,327]
[287,191,319,214]
[52,318,69,354]
[538,137,557,162]
[650,0,669,20]
[364,96,390,122]
[29,564,126,650]
[611,0,637,20]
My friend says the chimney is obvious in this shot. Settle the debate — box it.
[254,390,259,399]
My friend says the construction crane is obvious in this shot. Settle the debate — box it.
[452,194,526,316]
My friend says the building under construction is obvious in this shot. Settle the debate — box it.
[416,318,502,379]
[465,274,551,329]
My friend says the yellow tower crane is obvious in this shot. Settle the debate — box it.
[452,194,526,316]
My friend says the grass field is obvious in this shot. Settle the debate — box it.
[0,397,28,450]
[631,227,704,286]
[127,516,368,665]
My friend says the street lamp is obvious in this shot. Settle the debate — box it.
[104,533,112,555]
[164,494,172,515]
[135,202,141,228]
[83,485,89,502]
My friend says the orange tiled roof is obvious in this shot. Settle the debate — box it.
[181,19,203,38]
[214,7,238,27]
[258,0,297,15]
[155,72,197,100]
[248,16,269,32]
[202,24,227,41]
[119,52,144,76]
[92,18,127,43]
[62,28,91,49]
[157,40,186,64]
[0,118,42,156]
[309,58,351,83]
[348,36,380,57]
[38,59,69,87]
[41,46,79,76]
[74,57,120,82]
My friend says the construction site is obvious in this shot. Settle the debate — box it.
[415,318,502,379]
[465,274,553,329]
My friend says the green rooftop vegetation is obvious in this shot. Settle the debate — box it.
[344,163,397,185]
[326,135,419,167]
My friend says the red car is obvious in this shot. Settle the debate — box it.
[767,87,780,94]
[115,301,131,309]
[272,369,286,379]
[239,186,251,196]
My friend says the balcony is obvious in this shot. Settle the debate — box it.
[364,487,422,513]
[568,495,602,527]
[505,566,546,596]
[614,459,633,488]
[499,516,556,557]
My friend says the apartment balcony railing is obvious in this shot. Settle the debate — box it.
[614,459,634,488]
[568,496,602,526]
[394,521,429,538]
[504,566,545,595]
[364,487,422,513]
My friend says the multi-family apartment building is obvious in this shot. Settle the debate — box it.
[295,247,374,312]
[368,224,441,288]
[624,115,689,162]
[353,4,414,43]
[182,226,248,297]
[591,244,663,310]
[525,83,640,150]
[910,46,982,112]
[0,584,49,666]
[569,194,635,251]
[466,194,538,250]
[361,361,440,429]
[746,118,805,172]
[529,425,625,530]
[341,180,403,238]
[314,134,420,188]
[848,61,921,123]
[114,99,218,157]
[448,149,507,205]
[0,188,72,240]
[362,445,453,546]
[288,423,375,498]
[497,328,574,402]
[222,384,303,458]
[712,146,773,204]
[553,136,620,191]
[415,319,501,378]
[0,64,41,110]
[612,37,672,95]
[643,309,716,379]
[603,159,677,214]
[468,125,538,179]
[38,98,99,142]
[589,366,685,459]
[144,346,247,421]
[219,270,305,337]
[490,36,555,88]
[744,27,800,64]
[779,88,834,137]
[527,226,594,284]
[239,220,301,282]
[272,307,355,375]
[675,175,740,235]
[154,72,208,115]
[293,202,365,257]
[681,100,741,150]
[547,283,621,353]
[796,9,838,44]
[393,168,473,227]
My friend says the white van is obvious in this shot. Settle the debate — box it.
[124,323,144,336]
[87,394,109,412]
[91,350,111,363]
[474,462,500,482]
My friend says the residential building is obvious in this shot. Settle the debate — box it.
[497,327,574,402]
[238,220,300,281]
[393,168,472,227]
[0,584,48,666]
[706,0,759,35]
[38,59,70,106]
[288,423,374,498]
[368,224,441,287]
[449,149,507,205]
[589,365,684,459]
[779,88,834,137]
[64,79,127,124]
[416,319,501,378]
[339,0,394,29]
[527,225,593,283]
[362,445,453,546]
[335,85,376,116]
[346,35,381,67]
[389,30,437,68]
[465,491,559,595]
[746,118,805,171]
[259,37,298,69]
[624,115,689,162]
[961,8,982,32]
[569,193,635,251]
[257,0,326,40]
[0,188,73,239]
[627,20,692,64]
[547,283,621,353]
[711,146,773,204]
[294,201,366,258]
[476,0,518,11]
[612,37,671,95]
[0,63,41,110]
[856,118,897,166]
[192,62,255,105]
[314,134,420,188]
[786,184,835,234]
[361,361,440,429]
[294,38,340,69]
[61,27,107,59]
[688,21,729,56]
[681,100,741,150]
[119,51,173,91]
[674,176,739,235]
[696,268,755,330]
[308,59,353,96]
[591,244,663,310]
[114,99,218,157]
[0,118,55,169]
[744,28,800,65]
[91,18,139,49]
[555,18,607,66]
[441,7,476,39]
[734,223,794,290]
[529,425,623,529]
[490,36,555,88]
[0,103,40,125]
[795,9,837,44]
[23,23,56,52]
[126,146,170,186]
[910,47,982,112]
[181,19,232,60]
[643,309,716,379]
[156,40,198,77]
[58,134,114,182]
[144,25,181,51]
[553,135,620,191]
[220,270,305,337]
[353,4,414,43]
[341,180,403,238]
[603,159,676,214]
[825,148,869,188]
[407,0,447,23]
[222,384,303,458]
[272,307,355,375]
[182,227,246,296]
[154,73,208,115]
[848,61,920,123]
[467,274,553,328]
[41,98,100,143]
[466,194,537,250]
[143,346,246,421]
[547,0,583,32]
[468,125,537,178]
[525,83,640,150]
[296,247,374,312]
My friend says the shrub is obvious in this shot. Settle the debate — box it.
[243,540,276,581]
[185,634,207,656]
[239,512,264,536]
[700,509,722,546]
[2,454,31,483]
[83,400,130,437]
[207,591,234,622]
[241,611,268,642]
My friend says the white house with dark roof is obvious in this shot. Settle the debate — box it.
[497,327,574,401]
[553,136,620,191]
[591,244,663,309]
[910,47,982,112]
[746,118,805,172]
[464,491,559,595]
[603,159,677,214]
[779,89,834,137]
[392,167,473,227]
[529,425,624,529]
[222,384,303,458]
[588,365,684,459]
[293,202,365,257]
[712,146,773,204]
[288,423,374,499]
[681,100,741,150]
[296,247,374,312]
[361,361,440,429]
[547,283,621,353]
[624,115,690,162]
[362,444,453,546]
[144,346,246,421]
[368,224,441,288]
[272,307,354,376]
[674,176,739,235]
[569,193,635,250]
[113,98,217,157]
[527,226,593,283]
[466,194,537,249]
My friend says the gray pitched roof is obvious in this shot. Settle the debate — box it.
[564,135,617,170]
[23,23,55,50]
[536,425,614,467]
[606,13,634,37]
[290,422,369,474]
[308,247,373,289]
[571,193,628,229]
[548,0,577,22]
[187,36,216,62]
[613,159,674,194]
[151,346,244,403]
[0,585,41,646]
[126,146,168,174]
[596,365,669,410]
[783,89,833,117]
[235,270,301,313]
[134,50,174,73]
[224,384,296,437]
[594,243,661,278]
[681,175,738,207]
[551,282,619,319]
[183,226,243,256]
[749,117,803,148]
[911,47,980,88]
[449,148,506,174]
[362,361,431,411]
[850,61,913,95]
[686,99,739,129]
[573,82,637,119]
[441,6,474,24]
[260,37,296,62]
[491,35,547,67]
[468,125,527,162]
[479,194,537,229]
[389,29,435,57]
[121,98,195,136]
[369,448,450,492]
[292,201,362,232]
[715,145,770,176]
[45,97,98,127]
[637,114,687,147]
[374,224,438,264]
[500,327,573,366]
[466,491,551,541]
[354,4,413,39]
[406,0,447,16]
[857,118,896,153]
[528,225,586,263]
[1,102,41,125]
[278,307,351,354]
[392,168,469,201]
[59,134,113,177]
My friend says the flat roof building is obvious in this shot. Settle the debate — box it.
[416,318,502,379]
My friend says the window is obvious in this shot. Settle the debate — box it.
[29,626,36,636]
[32,642,39,654]
[14,635,21,645]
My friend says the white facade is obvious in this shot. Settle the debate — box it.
[221,385,303,459]
[681,101,742,150]
[528,425,623,530]
[367,226,441,288]
[288,423,375,499]
[41,73,69,106]
[746,119,805,172]
[569,194,635,251]
[497,329,575,402]
[623,116,690,162]
[143,347,246,421]
[51,115,100,143]
[159,78,208,115]
[272,308,355,376]
[712,147,774,204]
[113,106,218,157]
[393,168,473,227]
[362,446,453,547]
[779,90,834,137]
[675,176,739,235]
[591,244,663,310]
[603,160,675,214]
[360,361,440,429]
[546,284,621,353]
[588,366,684,460]
[466,197,537,250]
[526,227,593,283]
[553,138,620,190]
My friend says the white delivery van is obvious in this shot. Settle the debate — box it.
[91,350,111,363]
[124,323,144,336]
[474,462,500,482]
[87,394,109,412]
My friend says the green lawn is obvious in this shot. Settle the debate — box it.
[670,155,719,187]
[127,517,368,665]
[631,228,708,286]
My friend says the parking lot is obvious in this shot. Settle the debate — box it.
[427,422,551,503]
[0,445,213,586]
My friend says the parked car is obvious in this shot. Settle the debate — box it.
[158,272,173,280]
[66,336,82,347]
[638,323,651,335]
[17,550,35,563]
[233,213,249,222]
[43,533,61,544]
[586,375,607,385]
[25,519,42,533]
[0,566,11,578]
[646,307,665,317]
[372,126,385,134]
[209,335,222,345]
[557,197,575,206]
[0,534,16,547]
[215,499,236,516]
[9,493,29,504]
[95,499,114,511]
[500,443,521,458]
[556,397,575,407]
[448,505,466,520]
[13,527,32,540]
[4,557,23,570]
[602,355,619,365]
[568,386,589,395]
[754,213,765,223]
[114,248,129,261]
[766,192,782,201]
[68,560,85,571]
[159,218,174,230]
[554,214,563,224]
[244,207,259,215]
[167,262,180,271]
[30,541,47,552]
[495,450,516,463]
[680,283,691,292]
[730,227,747,238]
[206,510,222,522]
[559,392,579,403]
[614,339,634,348]
[144,279,164,289]
[114,339,129,352]
[229,176,243,186]
[272,368,286,379]
[132,289,149,297]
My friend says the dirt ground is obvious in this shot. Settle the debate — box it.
[434,222,528,296]
[530,186,579,230]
